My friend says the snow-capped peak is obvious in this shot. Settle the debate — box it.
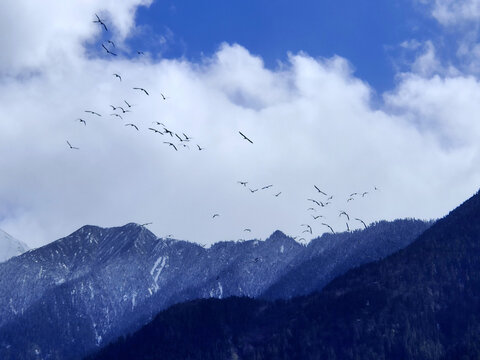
[0,229,28,263]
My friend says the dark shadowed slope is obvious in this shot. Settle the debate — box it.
[90,189,480,360]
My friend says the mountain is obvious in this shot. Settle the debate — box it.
[89,189,480,360]
[0,229,28,263]
[0,220,429,360]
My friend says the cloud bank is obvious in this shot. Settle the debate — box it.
[0,1,479,248]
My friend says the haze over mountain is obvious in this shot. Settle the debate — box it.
[0,219,429,360]
[0,229,28,263]
[90,190,480,360]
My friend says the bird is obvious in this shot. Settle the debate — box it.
[321,223,335,234]
[160,93,168,100]
[355,218,367,229]
[182,133,191,141]
[93,14,108,32]
[238,131,253,144]
[140,222,152,226]
[212,214,220,218]
[101,43,117,56]
[238,181,248,186]
[374,186,380,191]
[107,40,115,47]
[164,142,178,151]
[109,105,117,111]
[110,113,123,119]
[66,140,79,150]
[133,87,149,95]
[153,121,165,126]
[362,192,368,197]
[346,222,350,232]
[307,198,323,207]
[261,185,273,190]
[327,195,333,201]
[253,257,260,263]
[85,110,101,116]
[124,100,134,108]
[312,215,323,220]
[249,188,258,193]
[301,224,312,234]
[349,192,358,197]
[113,73,122,81]
[125,123,139,131]
[244,229,251,232]
[197,144,204,151]
[163,128,173,136]
[307,208,316,211]
[298,238,306,242]
[339,211,350,221]
[314,185,327,196]
[137,51,145,55]
[175,133,183,142]
[347,197,354,202]
[117,106,130,113]
[76,118,86,126]
[148,127,163,134]
[274,192,282,197]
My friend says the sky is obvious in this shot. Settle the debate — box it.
[1,0,480,248]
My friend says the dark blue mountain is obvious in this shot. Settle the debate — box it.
[89,189,480,360]
[0,219,430,359]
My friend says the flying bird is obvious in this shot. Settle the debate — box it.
[124,100,134,108]
[133,87,149,95]
[261,185,273,190]
[312,215,323,220]
[85,110,101,116]
[238,131,253,144]
[346,222,350,232]
[160,93,168,100]
[347,197,354,202]
[93,14,108,32]
[110,113,123,119]
[76,118,86,126]
[175,133,184,142]
[197,144,204,151]
[148,127,163,134]
[307,198,324,207]
[362,192,368,197]
[182,133,191,141]
[321,223,335,234]
[349,192,358,197]
[153,121,165,126]
[238,181,248,186]
[140,222,152,226]
[307,208,316,211]
[117,106,130,113]
[212,214,220,218]
[244,228,251,232]
[66,140,79,150]
[109,105,117,111]
[101,43,117,56]
[113,73,122,81]
[314,185,327,195]
[253,257,260,263]
[125,123,139,131]
[355,218,367,229]
[339,211,350,221]
[274,192,282,197]
[301,224,312,234]
[164,142,178,151]
[249,188,258,193]
[137,51,145,55]
[107,40,115,47]
[163,127,173,136]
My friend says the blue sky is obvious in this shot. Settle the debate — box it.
[130,0,442,93]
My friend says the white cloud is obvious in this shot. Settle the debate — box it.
[418,0,480,25]
[0,1,479,248]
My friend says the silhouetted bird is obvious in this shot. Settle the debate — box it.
[125,123,139,130]
[133,87,149,95]
[212,214,220,218]
[274,192,282,197]
[244,228,251,232]
[197,144,204,151]
[110,113,123,119]
[148,127,163,134]
[339,211,350,221]
[113,73,122,81]
[321,223,335,234]
[312,215,323,219]
[85,110,101,116]
[238,181,248,186]
[124,100,134,108]
[102,44,117,56]
[314,185,327,195]
[238,131,253,144]
[76,118,86,126]
[261,185,273,190]
[164,142,178,151]
[93,14,108,31]
[346,222,350,232]
[355,218,367,229]
[66,140,79,150]
[107,40,115,47]
[137,51,144,55]
[249,188,258,193]
[141,222,152,226]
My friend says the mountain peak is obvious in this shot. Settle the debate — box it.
[0,229,28,263]
[267,230,288,240]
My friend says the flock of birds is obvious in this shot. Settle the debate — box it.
[66,14,381,253]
